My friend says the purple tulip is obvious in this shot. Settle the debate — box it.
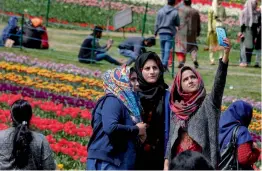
[223,96,261,111]
[0,83,96,109]
[0,52,102,78]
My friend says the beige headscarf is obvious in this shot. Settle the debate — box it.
[212,0,218,16]
[240,0,258,27]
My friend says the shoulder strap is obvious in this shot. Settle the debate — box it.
[232,125,241,170]
[231,125,241,145]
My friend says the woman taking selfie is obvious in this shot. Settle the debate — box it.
[165,38,231,169]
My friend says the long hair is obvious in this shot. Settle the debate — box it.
[10,99,33,168]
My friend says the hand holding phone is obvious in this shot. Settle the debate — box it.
[216,27,228,47]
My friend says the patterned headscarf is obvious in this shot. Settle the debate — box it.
[103,65,141,123]
[170,66,206,121]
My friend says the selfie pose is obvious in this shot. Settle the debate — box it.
[165,38,231,169]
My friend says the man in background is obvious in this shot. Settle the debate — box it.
[118,36,155,66]
[186,0,201,68]
[78,26,121,65]
[155,0,180,71]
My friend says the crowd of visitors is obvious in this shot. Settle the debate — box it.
[0,0,261,170]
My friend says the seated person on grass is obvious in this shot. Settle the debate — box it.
[22,17,49,49]
[1,16,20,47]
[118,36,155,66]
[78,26,121,65]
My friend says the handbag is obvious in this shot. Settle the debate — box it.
[4,38,15,48]
[218,125,240,170]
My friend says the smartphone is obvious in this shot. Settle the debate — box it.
[216,27,228,47]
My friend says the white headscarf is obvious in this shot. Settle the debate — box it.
[240,0,258,27]
[212,0,218,16]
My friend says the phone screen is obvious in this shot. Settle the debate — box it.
[216,27,228,47]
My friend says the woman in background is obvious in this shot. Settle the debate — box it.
[239,0,259,67]
[0,99,56,170]
[219,100,261,169]
[207,0,226,65]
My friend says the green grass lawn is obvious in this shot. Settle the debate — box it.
[0,24,261,101]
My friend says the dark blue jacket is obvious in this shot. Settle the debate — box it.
[87,94,139,168]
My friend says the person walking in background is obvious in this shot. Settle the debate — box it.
[155,0,180,71]
[165,38,231,170]
[238,31,247,67]
[175,0,191,68]
[118,36,155,66]
[207,0,226,65]
[78,26,121,65]
[186,0,201,69]
[219,100,261,170]
[87,66,146,170]
[0,100,56,170]
[134,52,170,170]
[239,0,258,67]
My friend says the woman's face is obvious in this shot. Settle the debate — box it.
[130,72,140,92]
[181,70,199,93]
[142,59,160,84]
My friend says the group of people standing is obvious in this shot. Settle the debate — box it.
[86,35,260,170]
[0,41,260,170]
[155,0,201,69]
[78,0,261,70]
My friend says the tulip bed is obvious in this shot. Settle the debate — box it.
[1,0,242,33]
[0,93,90,169]
[0,52,261,169]
[0,0,244,49]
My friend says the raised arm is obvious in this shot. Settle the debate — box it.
[210,38,231,109]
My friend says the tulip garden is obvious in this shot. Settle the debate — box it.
[0,51,260,169]
[0,0,261,169]
[0,0,244,35]
[0,0,250,50]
